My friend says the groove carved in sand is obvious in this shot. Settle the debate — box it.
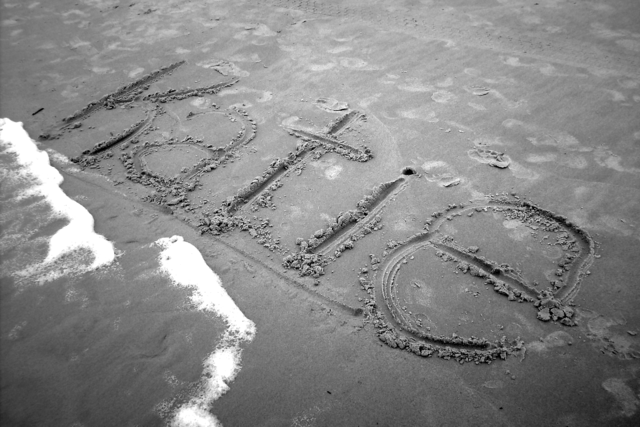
[58,63,597,364]
[64,62,260,208]
[222,109,373,216]
[359,194,596,363]
[300,176,411,259]
[61,63,362,315]
[282,176,412,278]
[42,61,186,138]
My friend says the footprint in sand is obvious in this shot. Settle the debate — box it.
[525,152,588,170]
[431,90,457,104]
[197,59,249,77]
[502,219,534,241]
[436,77,454,88]
[421,160,461,187]
[509,161,539,180]
[467,146,511,169]
[602,378,640,418]
[398,106,439,122]
[251,24,278,37]
[464,68,482,77]
[339,57,369,69]
[128,67,145,78]
[500,55,582,78]
[559,155,588,169]
[527,331,574,354]
[397,78,434,93]
[310,159,343,180]
[503,119,608,171]
[464,85,491,97]
[218,86,273,103]
[580,310,640,360]
[601,89,626,102]
[309,62,336,71]
[315,98,349,112]
[324,165,342,180]
[504,119,593,153]
[593,146,640,174]
[189,97,214,109]
[358,94,380,108]
[465,84,525,108]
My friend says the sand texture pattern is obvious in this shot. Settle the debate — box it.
[2,0,640,426]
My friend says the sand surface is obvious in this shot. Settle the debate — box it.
[2,0,640,425]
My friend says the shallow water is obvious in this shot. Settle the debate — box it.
[0,120,253,426]
[2,0,640,425]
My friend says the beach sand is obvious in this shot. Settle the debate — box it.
[1,0,640,425]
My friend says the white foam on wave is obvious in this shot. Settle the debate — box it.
[156,236,256,427]
[0,118,115,282]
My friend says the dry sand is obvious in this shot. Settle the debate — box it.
[2,0,640,425]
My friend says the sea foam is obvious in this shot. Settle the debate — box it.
[156,236,256,427]
[0,118,115,282]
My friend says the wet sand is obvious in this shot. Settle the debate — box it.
[2,0,640,425]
